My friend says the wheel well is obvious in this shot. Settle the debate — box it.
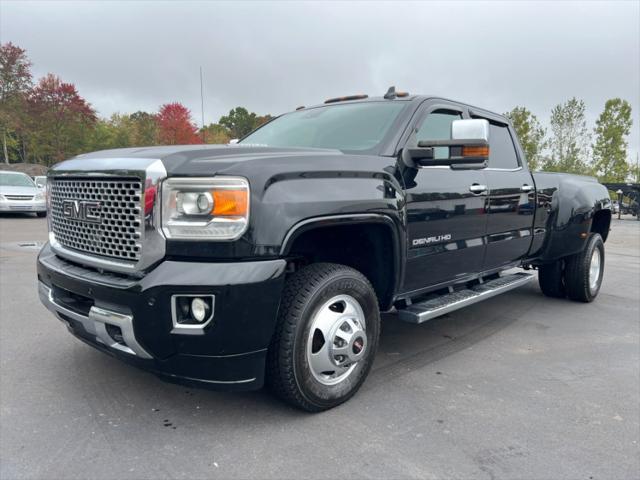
[285,223,397,310]
[591,210,611,242]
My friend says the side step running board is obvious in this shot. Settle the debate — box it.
[398,272,534,324]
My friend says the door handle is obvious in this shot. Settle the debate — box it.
[469,184,488,194]
[520,184,534,192]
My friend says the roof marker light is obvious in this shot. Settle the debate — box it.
[324,94,368,104]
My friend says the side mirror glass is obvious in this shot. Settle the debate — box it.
[406,119,490,169]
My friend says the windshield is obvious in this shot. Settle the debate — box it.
[0,173,35,188]
[240,102,407,152]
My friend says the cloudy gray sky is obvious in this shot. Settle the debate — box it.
[1,0,639,161]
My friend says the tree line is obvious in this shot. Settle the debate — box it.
[0,42,272,166]
[505,98,635,182]
[1,42,636,182]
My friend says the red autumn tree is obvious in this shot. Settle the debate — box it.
[156,102,202,145]
[27,73,96,164]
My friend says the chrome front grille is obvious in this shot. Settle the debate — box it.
[50,177,143,262]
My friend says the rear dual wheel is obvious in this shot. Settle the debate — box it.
[538,260,566,298]
[538,233,604,303]
[564,233,604,302]
[266,263,380,412]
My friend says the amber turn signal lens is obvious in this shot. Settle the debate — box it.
[462,145,490,157]
[212,189,248,216]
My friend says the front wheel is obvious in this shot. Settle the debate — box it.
[564,233,605,302]
[36,212,46,218]
[266,263,380,412]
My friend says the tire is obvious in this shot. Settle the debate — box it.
[538,259,566,298]
[36,212,46,218]
[564,233,605,303]
[266,263,380,412]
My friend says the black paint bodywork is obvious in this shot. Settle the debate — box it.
[39,95,611,389]
[38,243,286,389]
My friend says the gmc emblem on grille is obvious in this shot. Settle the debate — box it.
[62,200,102,224]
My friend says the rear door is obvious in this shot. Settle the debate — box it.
[401,104,488,293]
[479,120,536,270]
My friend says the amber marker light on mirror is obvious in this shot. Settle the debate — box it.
[462,145,490,158]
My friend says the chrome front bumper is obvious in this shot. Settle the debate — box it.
[38,281,152,359]
[0,200,46,212]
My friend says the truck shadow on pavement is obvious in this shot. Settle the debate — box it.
[61,284,540,428]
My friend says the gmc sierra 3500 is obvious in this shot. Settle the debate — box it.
[37,88,612,412]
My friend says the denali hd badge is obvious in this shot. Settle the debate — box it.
[62,200,102,224]
[412,234,452,247]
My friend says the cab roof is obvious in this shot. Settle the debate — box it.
[299,92,508,125]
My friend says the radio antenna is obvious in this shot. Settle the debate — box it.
[200,66,205,143]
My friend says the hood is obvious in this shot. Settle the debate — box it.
[159,145,345,176]
[51,144,387,187]
[53,145,355,176]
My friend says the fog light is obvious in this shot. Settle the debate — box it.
[171,294,215,332]
[191,297,209,322]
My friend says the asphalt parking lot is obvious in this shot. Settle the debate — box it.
[0,214,638,479]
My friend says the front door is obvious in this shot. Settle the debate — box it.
[401,106,488,293]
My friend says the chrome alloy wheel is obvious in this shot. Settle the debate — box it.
[589,248,601,291]
[306,294,367,386]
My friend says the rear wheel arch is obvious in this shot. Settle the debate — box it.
[590,209,611,242]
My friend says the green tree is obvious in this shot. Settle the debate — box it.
[201,123,231,144]
[631,154,640,183]
[544,98,591,174]
[88,118,119,151]
[109,113,134,147]
[504,106,546,171]
[129,111,158,146]
[592,98,633,182]
[87,114,136,152]
[255,114,274,129]
[218,108,273,139]
[0,42,33,164]
[219,107,258,138]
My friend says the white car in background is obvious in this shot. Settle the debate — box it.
[612,202,620,214]
[0,171,47,217]
[33,176,47,189]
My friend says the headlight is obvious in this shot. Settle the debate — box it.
[161,177,250,240]
[34,192,45,201]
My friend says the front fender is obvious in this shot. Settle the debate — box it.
[254,168,405,249]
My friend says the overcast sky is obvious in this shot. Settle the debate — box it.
[1,0,639,161]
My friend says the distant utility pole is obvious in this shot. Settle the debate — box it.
[200,66,205,143]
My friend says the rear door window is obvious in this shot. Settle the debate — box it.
[487,123,520,169]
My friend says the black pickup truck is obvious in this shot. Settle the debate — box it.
[37,89,612,411]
